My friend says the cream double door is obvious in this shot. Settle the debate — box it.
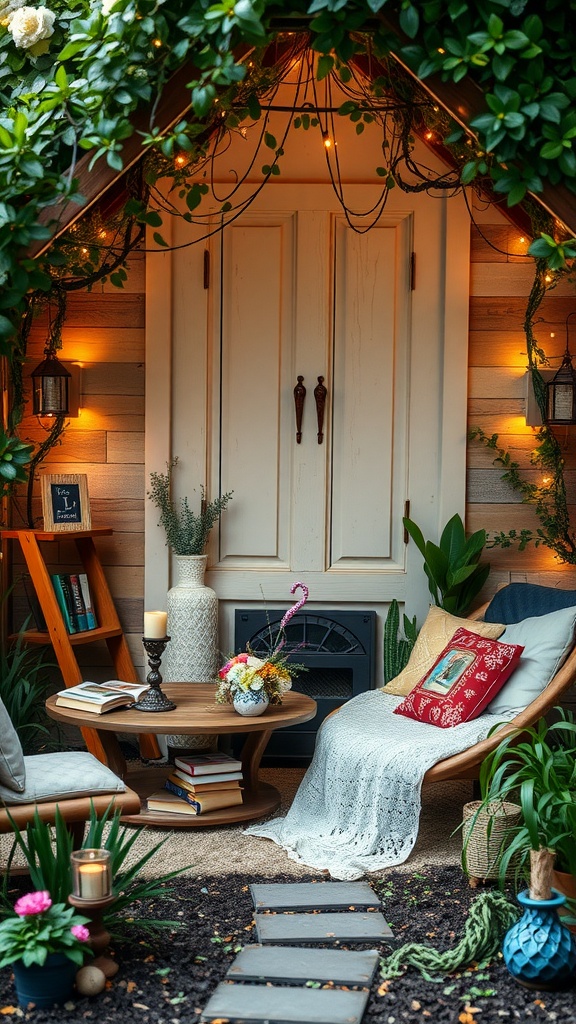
[150,184,469,660]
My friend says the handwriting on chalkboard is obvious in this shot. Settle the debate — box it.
[50,484,82,525]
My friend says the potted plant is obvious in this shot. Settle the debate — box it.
[0,890,91,1008]
[402,512,489,617]
[148,456,233,557]
[148,458,233,746]
[469,708,576,985]
[474,708,576,886]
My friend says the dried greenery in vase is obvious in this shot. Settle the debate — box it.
[148,457,233,556]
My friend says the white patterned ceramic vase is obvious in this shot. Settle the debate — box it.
[232,689,270,717]
[164,554,219,750]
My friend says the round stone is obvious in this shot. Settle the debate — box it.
[75,965,107,996]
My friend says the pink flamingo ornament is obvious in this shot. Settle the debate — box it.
[280,582,309,631]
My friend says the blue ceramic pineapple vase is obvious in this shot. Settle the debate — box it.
[503,889,576,989]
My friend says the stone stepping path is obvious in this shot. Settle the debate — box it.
[255,910,393,945]
[251,880,381,912]
[226,944,380,986]
[200,982,370,1024]
[200,881,392,1024]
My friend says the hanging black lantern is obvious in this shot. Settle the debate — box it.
[546,313,576,425]
[31,350,71,416]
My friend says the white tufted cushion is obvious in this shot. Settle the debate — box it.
[0,698,25,792]
[0,751,126,805]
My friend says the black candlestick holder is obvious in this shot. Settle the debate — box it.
[133,636,176,712]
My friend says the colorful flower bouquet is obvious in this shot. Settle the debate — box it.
[215,582,309,706]
[0,890,91,969]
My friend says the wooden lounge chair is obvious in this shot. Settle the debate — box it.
[423,587,576,785]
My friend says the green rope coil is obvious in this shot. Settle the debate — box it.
[380,890,520,982]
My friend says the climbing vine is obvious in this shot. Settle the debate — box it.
[1,0,576,498]
[470,260,576,566]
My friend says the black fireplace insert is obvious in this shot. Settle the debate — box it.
[234,608,377,765]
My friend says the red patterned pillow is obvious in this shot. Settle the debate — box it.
[393,627,524,728]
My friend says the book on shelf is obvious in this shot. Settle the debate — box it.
[78,572,97,629]
[174,753,242,777]
[51,574,77,634]
[163,779,244,813]
[54,679,150,714]
[68,574,89,631]
[167,770,242,793]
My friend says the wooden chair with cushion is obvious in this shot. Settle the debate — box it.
[0,701,141,847]
[422,583,576,785]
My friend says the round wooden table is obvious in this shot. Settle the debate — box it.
[46,684,317,827]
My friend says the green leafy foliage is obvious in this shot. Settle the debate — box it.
[0,893,90,969]
[383,598,418,684]
[475,708,576,883]
[0,426,34,495]
[469,425,576,565]
[3,803,191,934]
[148,456,233,555]
[0,611,54,754]
[402,513,490,616]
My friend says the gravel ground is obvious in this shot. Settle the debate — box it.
[1,865,574,1023]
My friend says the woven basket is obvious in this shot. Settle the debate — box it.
[462,800,522,881]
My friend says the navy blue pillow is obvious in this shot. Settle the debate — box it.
[484,583,576,624]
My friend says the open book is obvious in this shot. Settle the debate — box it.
[54,680,149,714]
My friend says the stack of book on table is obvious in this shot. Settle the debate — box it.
[54,680,150,714]
[147,753,244,816]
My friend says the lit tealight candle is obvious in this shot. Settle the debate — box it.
[144,610,168,638]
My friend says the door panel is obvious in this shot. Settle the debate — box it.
[330,214,409,568]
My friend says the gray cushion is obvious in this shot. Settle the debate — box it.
[0,698,25,793]
[0,751,126,805]
[486,604,576,715]
[485,583,576,624]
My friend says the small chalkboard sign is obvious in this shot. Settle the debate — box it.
[41,474,91,532]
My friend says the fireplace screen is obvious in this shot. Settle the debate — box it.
[234,609,376,764]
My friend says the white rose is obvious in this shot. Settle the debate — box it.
[0,0,26,20]
[7,5,55,49]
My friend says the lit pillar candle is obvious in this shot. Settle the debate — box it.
[144,610,168,638]
[71,849,111,901]
[78,862,108,900]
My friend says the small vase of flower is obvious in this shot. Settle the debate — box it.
[0,890,91,1008]
[215,582,309,716]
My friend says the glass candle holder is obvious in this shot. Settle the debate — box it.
[71,849,112,901]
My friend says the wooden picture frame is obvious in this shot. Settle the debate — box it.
[41,473,92,532]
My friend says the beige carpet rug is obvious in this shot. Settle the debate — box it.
[115,769,474,880]
[1,770,474,880]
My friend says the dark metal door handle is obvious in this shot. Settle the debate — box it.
[293,375,306,443]
[314,376,327,444]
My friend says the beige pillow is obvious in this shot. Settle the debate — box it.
[381,605,505,696]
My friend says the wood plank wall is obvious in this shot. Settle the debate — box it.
[467,222,576,600]
[10,249,146,676]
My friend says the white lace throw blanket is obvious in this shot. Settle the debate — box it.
[245,690,515,880]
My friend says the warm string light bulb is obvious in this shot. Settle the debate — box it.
[174,154,186,168]
[322,131,332,149]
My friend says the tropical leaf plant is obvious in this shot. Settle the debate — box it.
[402,513,490,617]
[472,708,576,887]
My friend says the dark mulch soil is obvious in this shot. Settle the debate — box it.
[1,865,573,1022]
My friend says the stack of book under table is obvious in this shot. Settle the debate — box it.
[147,753,244,816]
